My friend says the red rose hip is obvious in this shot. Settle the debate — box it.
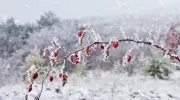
[100,44,104,50]
[32,72,38,80]
[28,84,32,92]
[127,55,132,62]
[113,41,119,48]
[49,76,53,82]
[59,73,63,78]
[78,31,83,37]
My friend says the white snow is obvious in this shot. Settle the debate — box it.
[0,71,180,100]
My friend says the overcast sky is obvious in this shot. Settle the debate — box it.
[0,0,179,23]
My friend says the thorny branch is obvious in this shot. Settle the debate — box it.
[36,38,180,100]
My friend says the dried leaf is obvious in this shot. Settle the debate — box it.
[85,46,91,56]
[69,55,74,63]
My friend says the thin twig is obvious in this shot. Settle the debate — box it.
[38,66,52,99]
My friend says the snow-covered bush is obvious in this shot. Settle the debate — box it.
[74,64,86,76]
[141,52,172,79]
[24,48,45,68]
[21,48,45,83]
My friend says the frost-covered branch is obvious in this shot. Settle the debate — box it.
[25,27,180,100]
[59,39,180,62]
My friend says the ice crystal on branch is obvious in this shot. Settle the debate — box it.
[24,26,180,100]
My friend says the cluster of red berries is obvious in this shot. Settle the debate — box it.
[26,72,39,99]
[49,73,67,82]
[26,29,133,99]
[99,41,119,50]
[27,72,38,92]
[68,52,81,64]
[77,31,130,63]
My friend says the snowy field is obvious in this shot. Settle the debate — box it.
[0,71,180,100]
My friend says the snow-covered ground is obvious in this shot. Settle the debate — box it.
[0,71,180,100]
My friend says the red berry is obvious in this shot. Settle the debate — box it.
[32,73,38,80]
[28,84,32,92]
[100,44,104,50]
[54,52,58,57]
[78,31,83,37]
[75,57,79,64]
[113,41,119,48]
[75,52,78,58]
[75,60,79,64]
[49,76,53,82]
[74,52,78,58]
[127,55,132,62]
[59,73,63,78]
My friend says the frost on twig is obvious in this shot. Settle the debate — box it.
[24,27,180,100]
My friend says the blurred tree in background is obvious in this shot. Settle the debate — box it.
[37,11,61,29]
